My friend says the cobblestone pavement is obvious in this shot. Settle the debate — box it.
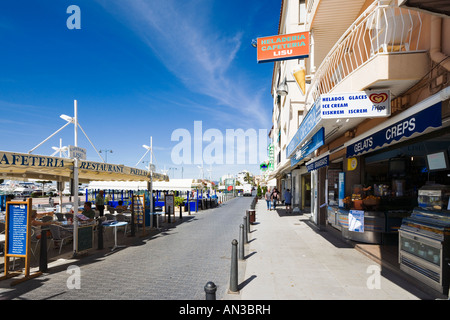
[0,196,252,300]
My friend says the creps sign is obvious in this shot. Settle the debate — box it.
[346,102,442,157]
[257,32,310,63]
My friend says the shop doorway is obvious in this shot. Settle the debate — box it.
[301,173,311,212]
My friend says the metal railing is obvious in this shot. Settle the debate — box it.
[307,1,423,105]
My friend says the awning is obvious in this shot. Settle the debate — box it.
[290,127,324,167]
[305,151,330,172]
[87,179,197,192]
[0,150,168,183]
[345,86,450,158]
[0,151,73,181]
[267,158,291,180]
[78,160,168,182]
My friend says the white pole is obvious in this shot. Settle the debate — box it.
[149,137,154,228]
[73,100,79,256]
[74,100,78,147]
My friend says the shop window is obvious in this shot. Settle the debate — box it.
[363,131,450,210]
[299,0,306,25]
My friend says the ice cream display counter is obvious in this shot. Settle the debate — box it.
[398,185,450,294]
[399,208,450,294]
[327,183,411,244]
[327,206,410,244]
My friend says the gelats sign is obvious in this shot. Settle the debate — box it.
[257,32,309,63]
[346,102,442,157]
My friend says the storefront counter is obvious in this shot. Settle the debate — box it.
[327,206,411,244]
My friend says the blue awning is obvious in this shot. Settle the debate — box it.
[346,102,442,158]
[291,127,324,167]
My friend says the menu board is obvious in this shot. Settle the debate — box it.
[133,194,144,224]
[1,198,43,285]
[77,225,93,252]
[165,194,174,214]
[7,203,29,256]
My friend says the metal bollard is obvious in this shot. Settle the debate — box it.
[204,281,217,300]
[243,216,248,244]
[246,210,250,233]
[229,239,238,293]
[239,224,245,260]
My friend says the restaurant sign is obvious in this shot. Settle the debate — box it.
[79,160,149,177]
[257,31,310,63]
[320,90,391,119]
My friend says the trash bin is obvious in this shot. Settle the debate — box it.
[248,209,256,224]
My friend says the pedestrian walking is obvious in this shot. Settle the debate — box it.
[95,190,105,217]
[284,189,292,213]
[265,188,272,210]
[271,188,279,210]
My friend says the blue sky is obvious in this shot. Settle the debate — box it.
[0,0,280,180]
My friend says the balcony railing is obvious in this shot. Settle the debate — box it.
[307,1,423,105]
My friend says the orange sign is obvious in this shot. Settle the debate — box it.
[257,32,309,63]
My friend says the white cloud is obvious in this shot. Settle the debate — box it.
[96,0,270,129]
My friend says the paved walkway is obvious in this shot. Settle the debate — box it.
[225,199,443,300]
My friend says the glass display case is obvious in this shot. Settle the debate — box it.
[418,184,450,211]
[399,208,450,294]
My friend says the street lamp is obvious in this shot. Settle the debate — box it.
[99,149,113,163]
[276,78,290,96]
[169,167,177,178]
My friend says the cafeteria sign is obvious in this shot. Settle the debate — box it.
[257,31,309,63]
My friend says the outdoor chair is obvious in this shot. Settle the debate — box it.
[49,224,73,254]
[115,214,128,234]
[1,224,19,269]
[29,226,51,261]
[41,215,53,223]
[105,213,116,221]
[0,223,5,258]
[119,212,132,222]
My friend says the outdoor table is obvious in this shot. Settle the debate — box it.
[102,221,128,251]
[60,221,74,229]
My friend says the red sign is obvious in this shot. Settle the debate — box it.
[257,32,309,63]
[227,186,233,191]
